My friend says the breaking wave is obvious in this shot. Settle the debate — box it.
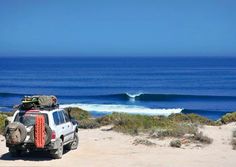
[60,103,183,116]
[91,93,236,102]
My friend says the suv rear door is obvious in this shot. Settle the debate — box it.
[52,111,67,142]
[53,110,74,143]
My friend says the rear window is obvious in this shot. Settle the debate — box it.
[14,112,48,127]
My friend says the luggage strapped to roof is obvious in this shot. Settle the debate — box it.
[20,95,59,111]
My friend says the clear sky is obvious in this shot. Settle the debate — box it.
[0,0,235,57]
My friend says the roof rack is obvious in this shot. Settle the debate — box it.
[18,95,59,111]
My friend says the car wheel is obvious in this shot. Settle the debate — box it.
[51,139,63,159]
[65,133,79,150]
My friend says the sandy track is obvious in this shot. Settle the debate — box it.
[1,123,236,167]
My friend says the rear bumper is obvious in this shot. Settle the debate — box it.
[6,139,61,151]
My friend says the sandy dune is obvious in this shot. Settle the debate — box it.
[0,123,236,167]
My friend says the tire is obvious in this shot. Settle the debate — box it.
[9,147,22,157]
[65,133,79,150]
[51,139,63,159]
[5,122,27,144]
[30,124,52,145]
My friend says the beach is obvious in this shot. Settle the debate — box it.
[1,122,236,167]
[1,1,236,166]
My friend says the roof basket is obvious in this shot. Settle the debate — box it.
[19,95,59,111]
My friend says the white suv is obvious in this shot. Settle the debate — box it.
[5,108,79,159]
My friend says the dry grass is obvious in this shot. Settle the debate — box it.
[192,132,213,144]
[232,139,236,150]
[232,130,236,150]
[64,107,91,121]
[168,113,216,125]
[0,114,7,134]
[232,130,236,138]
[170,140,181,148]
[78,119,100,129]
[219,112,236,124]
[0,112,14,117]
[149,123,197,139]
[133,138,156,146]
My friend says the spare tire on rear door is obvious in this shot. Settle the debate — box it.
[4,122,27,145]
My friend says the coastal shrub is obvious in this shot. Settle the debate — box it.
[187,114,216,125]
[193,132,213,144]
[172,123,198,137]
[96,113,118,126]
[170,139,181,148]
[0,112,14,117]
[231,139,236,150]
[232,130,236,138]
[97,113,200,136]
[150,123,197,138]
[168,113,190,122]
[78,119,100,129]
[168,113,216,125]
[0,114,7,134]
[220,112,236,124]
[64,107,91,121]
[232,130,236,150]
[133,138,156,146]
[104,113,174,135]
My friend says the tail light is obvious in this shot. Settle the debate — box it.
[51,131,56,140]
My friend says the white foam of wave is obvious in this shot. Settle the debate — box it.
[126,92,143,98]
[126,92,143,102]
[60,103,183,116]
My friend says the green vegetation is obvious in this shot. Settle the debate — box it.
[232,130,236,150]
[231,139,236,150]
[233,130,236,138]
[78,119,100,129]
[0,114,7,134]
[97,112,217,136]
[150,123,197,138]
[170,139,182,148]
[64,107,91,121]
[192,132,213,144]
[168,113,216,125]
[0,112,14,117]
[219,112,236,124]
[61,108,236,143]
[133,138,156,146]
[98,113,173,135]
[64,107,100,129]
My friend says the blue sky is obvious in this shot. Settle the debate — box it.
[0,0,235,57]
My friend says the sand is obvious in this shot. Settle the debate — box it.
[0,123,236,167]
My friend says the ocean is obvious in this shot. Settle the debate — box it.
[0,56,236,120]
